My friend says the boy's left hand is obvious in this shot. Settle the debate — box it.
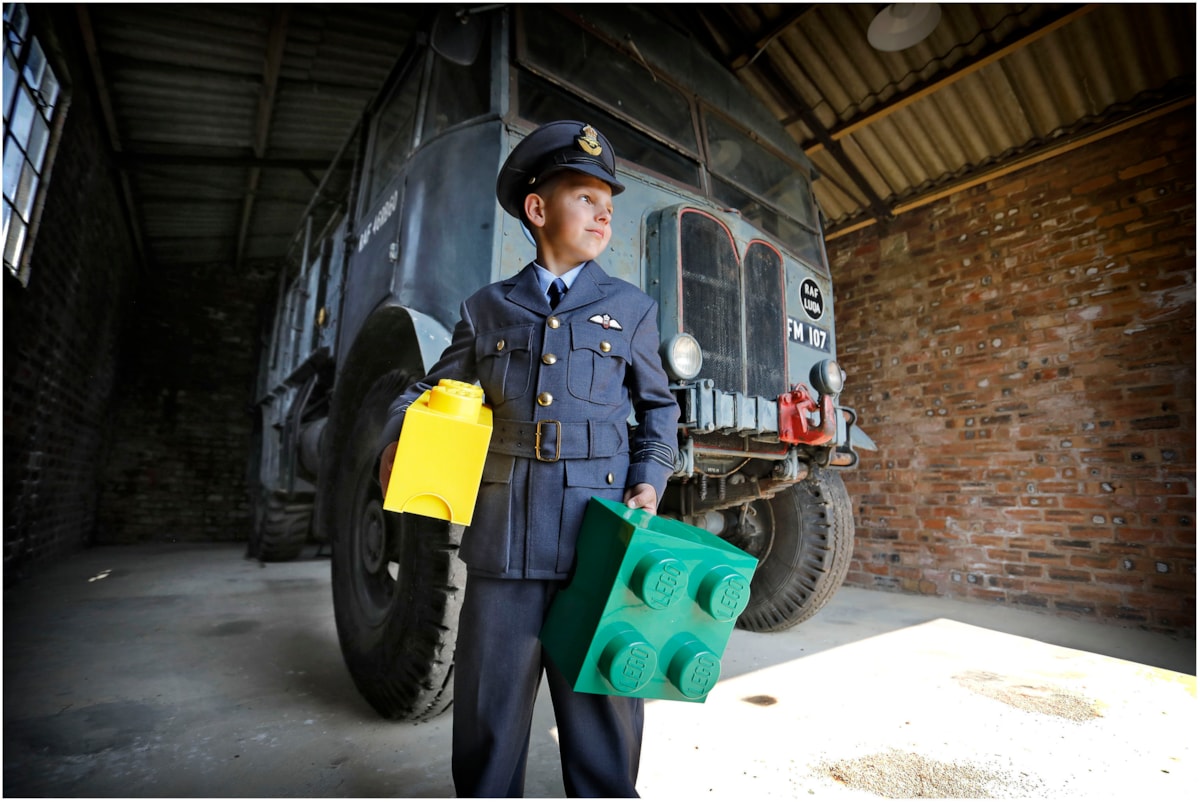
[624,483,658,515]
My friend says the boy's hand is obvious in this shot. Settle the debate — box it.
[624,483,658,515]
[378,441,398,492]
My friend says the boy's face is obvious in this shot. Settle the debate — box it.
[524,173,614,271]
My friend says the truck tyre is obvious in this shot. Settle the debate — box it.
[736,469,855,632]
[329,370,464,722]
[251,489,312,562]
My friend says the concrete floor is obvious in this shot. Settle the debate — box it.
[2,542,1195,799]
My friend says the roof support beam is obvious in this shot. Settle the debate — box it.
[728,5,814,71]
[118,152,332,171]
[753,58,894,223]
[235,6,289,270]
[75,4,148,271]
[803,4,1098,150]
[826,95,1194,241]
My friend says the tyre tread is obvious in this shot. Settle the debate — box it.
[255,491,312,562]
[737,469,855,633]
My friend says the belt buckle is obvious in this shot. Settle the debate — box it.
[535,420,561,462]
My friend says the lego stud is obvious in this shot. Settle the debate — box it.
[666,637,722,699]
[630,549,689,610]
[697,565,751,622]
[598,627,658,693]
[428,379,484,420]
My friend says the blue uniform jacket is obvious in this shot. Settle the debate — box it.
[378,261,680,580]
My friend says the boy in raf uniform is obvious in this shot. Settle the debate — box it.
[376,120,679,797]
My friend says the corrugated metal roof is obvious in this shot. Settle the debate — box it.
[81,3,419,268]
[669,3,1195,234]
[77,3,1195,270]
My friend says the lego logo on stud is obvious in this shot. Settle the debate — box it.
[598,627,657,693]
[666,637,721,700]
[698,566,751,622]
[630,550,689,610]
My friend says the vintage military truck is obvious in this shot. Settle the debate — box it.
[250,5,874,722]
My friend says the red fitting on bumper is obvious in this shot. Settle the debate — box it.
[778,384,836,446]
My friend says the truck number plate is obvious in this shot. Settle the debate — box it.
[787,316,830,352]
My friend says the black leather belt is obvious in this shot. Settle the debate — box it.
[489,419,627,463]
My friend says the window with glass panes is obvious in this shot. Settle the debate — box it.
[4,3,65,284]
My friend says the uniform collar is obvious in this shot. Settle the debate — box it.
[533,262,586,295]
[506,261,608,316]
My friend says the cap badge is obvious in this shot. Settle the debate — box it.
[588,313,623,331]
[577,125,603,157]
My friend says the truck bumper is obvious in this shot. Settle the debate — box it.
[673,379,873,471]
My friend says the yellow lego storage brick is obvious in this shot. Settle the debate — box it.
[383,379,493,525]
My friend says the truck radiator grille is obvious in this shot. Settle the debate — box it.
[680,211,786,398]
[681,211,742,392]
[744,241,787,397]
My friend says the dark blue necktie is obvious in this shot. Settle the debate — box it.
[548,278,567,310]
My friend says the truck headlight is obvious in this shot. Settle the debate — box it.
[810,359,845,396]
[663,333,703,380]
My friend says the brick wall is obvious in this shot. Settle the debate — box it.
[2,7,139,581]
[94,262,274,544]
[828,107,1195,634]
[4,7,276,578]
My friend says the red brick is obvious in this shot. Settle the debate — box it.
[831,107,1194,636]
[1096,208,1145,229]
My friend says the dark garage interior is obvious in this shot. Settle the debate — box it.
[3,3,1196,797]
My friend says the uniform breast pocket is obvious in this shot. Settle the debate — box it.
[566,321,631,406]
[474,324,535,405]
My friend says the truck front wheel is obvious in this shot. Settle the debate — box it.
[735,468,855,632]
[329,370,464,721]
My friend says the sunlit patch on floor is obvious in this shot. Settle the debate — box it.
[820,749,1044,798]
[954,670,1102,722]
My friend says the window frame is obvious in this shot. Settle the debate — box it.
[3,3,70,287]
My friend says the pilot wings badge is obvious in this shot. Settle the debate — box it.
[588,313,623,330]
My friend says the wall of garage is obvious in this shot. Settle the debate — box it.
[2,6,140,582]
[4,7,270,583]
[93,262,273,546]
[828,106,1195,634]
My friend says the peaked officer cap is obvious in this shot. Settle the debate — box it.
[496,120,625,219]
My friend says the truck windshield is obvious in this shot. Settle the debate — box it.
[517,72,701,188]
[521,9,698,156]
[705,111,825,267]
[517,8,825,267]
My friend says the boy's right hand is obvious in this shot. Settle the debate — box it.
[378,441,398,492]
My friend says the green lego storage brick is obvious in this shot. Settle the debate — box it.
[541,496,759,703]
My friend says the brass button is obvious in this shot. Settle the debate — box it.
[600,341,612,353]
[496,339,506,352]
[547,316,561,329]
[606,472,615,484]
[537,392,554,407]
[542,353,557,365]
